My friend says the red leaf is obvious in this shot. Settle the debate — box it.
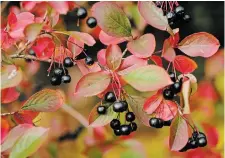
[97,49,107,66]
[202,123,219,147]
[173,55,197,74]
[105,45,122,71]
[150,55,163,67]
[1,30,16,50]
[13,110,39,124]
[162,38,176,62]
[8,12,17,27]
[67,36,84,57]
[77,59,101,75]
[1,87,20,104]
[127,33,156,58]
[49,2,69,14]
[143,93,163,114]
[178,32,220,58]
[169,28,180,47]
[99,30,126,45]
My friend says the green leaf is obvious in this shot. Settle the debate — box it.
[1,65,23,90]
[74,71,111,97]
[169,114,188,151]
[21,89,64,112]
[106,45,122,71]
[121,149,144,158]
[121,65,173,92]
[9,126,49,158]
[1,53,14,65]
[24,23,43,42]
[88,102,117,127]
[92,2,132,37]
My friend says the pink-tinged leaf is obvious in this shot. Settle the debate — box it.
[16,12,34,21]
[24,23,43,42]
[1,30,16,50]
[8,12,17,27]
[126,95,150,127]
[162,38,176,62]
[169,114,189,151]
[127,34,156,58]
[118,55,148,75]
[67,36,84,57]
[169,28,180,47]
[202,123,219,148]
[106,45,122,71]
[74,71,111,97]
[21,89,64,112]
[9,126,49,158]
[88,103,117,127]
[173,55,198,74]
[1,65,23,90]
[13,110,40,124]
[138,2,172,34]
[155,100,178,121]
[150,55,163,67]
[21,2,37,11]
[97,49,107,66]
[92,2,132,37]
[1,87,20,104]
[99,30,126,45]
[1,124,33,153]
[1,118,10,144]
[143,93,163,114]
[178,32,220,58]
[49,2,69,14]
[77,59,101,75]
[121,65,173,92]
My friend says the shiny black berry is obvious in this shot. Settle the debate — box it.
[197,137,207,147]
[130,122,137,131]
[126,112,135,122]
[183,14,191,22]
[171,82,182,94]
[104,92,116,102]
[189,138,198,149]
[86,17,97,28]
[120,125,131,135]
[175,5,185,18]
[121,101,128,112]
[63,57,74,68]
[163,89,174,100]
[110,119,121,129]
[77,7,87,19]
[114,129,121,136]
[51,76,61,86]
[85,56,94,66]
[97,106,106,115]
[166,11,176,23]
[169,72,176,82]
[53,68,64,77]
[62,75,71,83]
[163,120,172,126]
[29,49,36,56]
[149,118,163,128]
[179,142,191,152]
[113,101,125,113]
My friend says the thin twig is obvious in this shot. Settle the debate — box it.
[10,54,53,63]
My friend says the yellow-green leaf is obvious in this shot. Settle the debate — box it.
[24,23,43,42]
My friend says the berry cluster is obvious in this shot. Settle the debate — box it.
[179,131,207,152]
[149,117,172,128]
[97,92,137,136]
[58,125,84,142]
[163,72,182,100]
[76,7,97,28]
[166,5,191,28]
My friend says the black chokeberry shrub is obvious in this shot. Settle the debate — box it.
[189,138,198,149]
[51,76,61,86]
[104,92,116,102]
[163,89,174,100]
[62,74,71,83]
[121,101,128,111]
[170,82,182,94]
[110,119,121,129]
[197,137,207,147]
[86,17,97,28]
[169,72,176,82]
[163,120,172,126]
[63,57,74,67]
[53,68,64,77]
[114,129,121,136]
[130,122,137,131]
[85,56,94,66]
[149,118,163,128]
[166,11,176,23]
[175,5,185,18]
[97,106,106,114]
[120,125,131,135]
[77,7,87,19]
[113,101,125,113]
[126,112,135,122]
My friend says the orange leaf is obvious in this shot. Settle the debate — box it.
[174,55,197,74]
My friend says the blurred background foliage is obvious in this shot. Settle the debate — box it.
[1,1,224,158]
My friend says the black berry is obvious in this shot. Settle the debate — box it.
[62,75,71,83]
[130,122,137,131]
[121,101,128,112]
[113,101,125,113]
[104,92,116,102]
[126,112,135,122]
[175,6,185,18]
[189,138,198,149]
[170,82,182,94]
[86,17,97,28]
[197,137,207,147]
[149,118,163,128]
[120,125,131,135]
[85,56,94,66]
[163,89,174,100]
[163,120,172,126]
[97,106,106,115]
[63,57,74,68]
[77,7,87,19]
[114,129,121,136]
[53,68,64,77]
[51,76,61,86]
[183,14,191,22]
[28,49,36,56]
[110,119,121,129]
[169,72,176,82]
[166,11,176,23]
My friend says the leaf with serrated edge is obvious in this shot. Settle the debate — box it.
[121,65,173,92]
[74,71,111,97]
[178,32,220,58]
[169,114,188,151]
[92,2,132,37]
[21,89,64,112]
[9,126,49,158]
[24,23,43,42]
[89,103,117,127]
[1,124,33,153]
[106,45,122,71]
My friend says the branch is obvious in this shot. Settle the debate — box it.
[10,54,53,63]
